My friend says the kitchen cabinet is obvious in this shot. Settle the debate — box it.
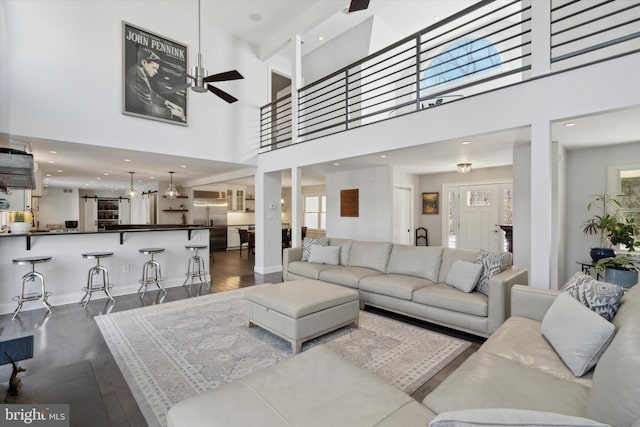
[227,226,241,248]
[227,188,245,212]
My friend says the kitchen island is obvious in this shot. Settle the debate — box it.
[0,226,211,315]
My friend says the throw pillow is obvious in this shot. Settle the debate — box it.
[562,273,624,322]
[429,408,612,427]
[541,292,616,377]
[446,260,483,293]
[301,237,327,261]
[472,250,503,296]
[307,245,340,265]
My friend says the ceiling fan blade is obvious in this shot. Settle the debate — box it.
[207,84,238,103]
[203,70,244,83]
[348,0,370,12]
[160,82,192,94]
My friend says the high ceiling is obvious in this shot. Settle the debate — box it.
[8,1,640,191]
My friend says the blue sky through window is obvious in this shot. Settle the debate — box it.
[421,38,502,91]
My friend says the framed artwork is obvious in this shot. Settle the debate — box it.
[122,22,188,126]
[422,192,439,214]
[340,189,359,217]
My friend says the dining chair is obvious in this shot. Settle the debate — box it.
[238,229,254,256]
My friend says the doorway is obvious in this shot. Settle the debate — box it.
[443,181,512,252]
[393,186,413,245]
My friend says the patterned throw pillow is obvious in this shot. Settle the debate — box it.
[472,250,503,296]
[302,237,328,261]
[562,272,624,321]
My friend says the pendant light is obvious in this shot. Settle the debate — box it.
[165,171,180,199]
[456,163,472,173]
[126,171,139,198]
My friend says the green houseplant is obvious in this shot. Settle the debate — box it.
[595,256,639,288]
[9,211,31,234]
[582,194,640,261]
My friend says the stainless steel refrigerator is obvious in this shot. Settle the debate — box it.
[193,191,228,251]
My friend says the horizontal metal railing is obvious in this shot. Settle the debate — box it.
[259,0,639,153]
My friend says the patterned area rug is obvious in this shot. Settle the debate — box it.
[96,288,469,427]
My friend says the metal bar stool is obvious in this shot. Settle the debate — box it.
[80,251,115,308]
[182,245,209,288]
[138,248,167,298]
[12,256,53,321]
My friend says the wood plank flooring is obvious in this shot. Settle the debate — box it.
[0,250,482,426]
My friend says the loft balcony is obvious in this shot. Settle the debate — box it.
[259,0,640,153]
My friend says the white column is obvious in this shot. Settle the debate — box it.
[290,167,303,247]
[254,169,284,275]
[529,0,551,77]
[530,120,553,288]
[291,34,302,143]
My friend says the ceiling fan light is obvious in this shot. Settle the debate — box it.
[457,163,472,173]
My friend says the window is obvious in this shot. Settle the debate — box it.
[421,38,502,92]
[620,169,640,246]
[304,195,326,230]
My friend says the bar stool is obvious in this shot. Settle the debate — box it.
[138,248,167,298]
[182,245,209,288]
[80,251,115,308]
[12,256,53,321]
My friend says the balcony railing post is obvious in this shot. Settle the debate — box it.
[292,34,302,144]
[415,33,422,111]
[345,69,350,130]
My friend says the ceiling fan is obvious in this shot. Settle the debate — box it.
[163,0,243,103]
[348,0,370,13]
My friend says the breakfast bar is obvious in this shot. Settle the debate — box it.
[0,226,211,315]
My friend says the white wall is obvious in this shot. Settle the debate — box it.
[39,186,80,228]
[3,0,267,164]
[513,143,531,271]
[0,0,10,139]
[565,141,640,284]
[326,165,393,241]
[418,166,513,245]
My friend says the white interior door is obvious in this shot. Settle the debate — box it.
[84,198,97,232]
[458,184,501,252]
[393,187,412,244]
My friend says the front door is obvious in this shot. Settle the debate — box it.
[457,184,501,252]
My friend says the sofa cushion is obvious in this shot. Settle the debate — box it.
[438,248,481,284]
[328,238,352,266]
[587,286,640,426]
[302,237,328,261]
[359,274,433,301]
[472,250,504,296]
[308,245,341,265]
[479,316,592,387]
[446,260,483,293]
[541,292,615,377]
[562,273,624,321]
[422,351,591,417]
[413,283,488,317]
[429,408,611,427]
[347,241,392,273]
[288,260,341,280]
[386,245,443,281]
[319,266,380,289]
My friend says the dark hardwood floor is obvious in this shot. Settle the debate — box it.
[0,250,481,426]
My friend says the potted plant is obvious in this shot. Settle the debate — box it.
[581,194,622,261]
[9,211,31,234]
[595,256,639,288]
[581,194,640,261]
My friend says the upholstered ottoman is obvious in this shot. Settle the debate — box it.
[244,279,360,353]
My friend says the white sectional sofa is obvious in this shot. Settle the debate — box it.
[283,239,528,337]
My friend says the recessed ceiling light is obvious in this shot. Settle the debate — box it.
[124,158,131,162]
[461,141,471,145]
[180,165,187,168]
[45,174,52,177]
[49,150,57,154]
[380,155,387,158]
[104,172,109,176]
[150,176,155,180]
[57,169,63,173]
[249,13,261,22]
[48,160,55,164]
[564,122,576,127]
[318,36,324,41]
[333,162,340,166]
[97,177,102,180]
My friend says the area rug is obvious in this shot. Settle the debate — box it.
[0,335,34,365]
[96,288,469,427]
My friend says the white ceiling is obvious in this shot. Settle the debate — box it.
[8,1,640,191]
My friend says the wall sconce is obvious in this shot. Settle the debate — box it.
[456,163,472,173]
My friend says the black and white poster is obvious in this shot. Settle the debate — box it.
[122,22,188,125]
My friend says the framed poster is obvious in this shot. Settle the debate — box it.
[340,189,359,217]
[422,192,439,214]
[122,22,188,125]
